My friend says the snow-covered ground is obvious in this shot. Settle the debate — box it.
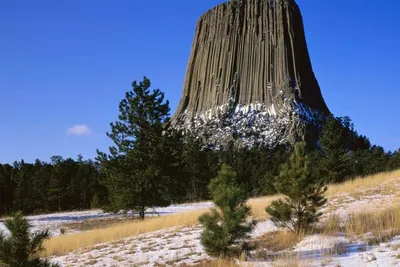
[0,202,213,236]
[0,210,111,236]
[53,226,208,266]
[51,218,400,267]
[52,220,277,267]
[48,176,400,266]
[5,177,400,266]
[318,237,400,267]
[248,238,400,267]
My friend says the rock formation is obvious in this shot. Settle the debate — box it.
[171,0,330,147]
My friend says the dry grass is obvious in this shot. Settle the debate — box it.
[326,169,400,197]
[63,216,138,232]
[44,169,400,257]
[248,195,281,219]
[191,259,239,267]
[319,215,343,235]
[252,170,400,222]
[318,205,400,246]
[43,196,278,257]
[272,252,311,267]
[44,209,208,256]
[344,206,400,244]
[256,231,303,253]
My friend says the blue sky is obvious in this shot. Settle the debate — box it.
[1,0,399,163]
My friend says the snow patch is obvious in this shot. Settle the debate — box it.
[293,235,350,252]
[0,202,213,236]
[173,100,324,148]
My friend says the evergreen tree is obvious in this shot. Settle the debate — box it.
[157,128,187,203]
[0,156,105,215]
[351,134,371,151]
[0,164,15,216]
[199,164,255,257]
[362,145,390,175]
[389,149,400,171]
[254,145,291,196]
[48,156,69,212]
[97,77,171,219]
[73,158,103,209]
[266,142,327,234]
[0,212,58,267]
[319,115,351,183]
[12,161,37,214]
[29,160,51,213]
[181,134,215,202]
[219,144,290,197]
[228,148,254,195]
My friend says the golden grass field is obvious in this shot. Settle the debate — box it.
[43,209,208,256]
[44,169,400,257]
[317,204,400,242]
[345,206,400,243]
[325,169,400,197]
[192,259,239,267]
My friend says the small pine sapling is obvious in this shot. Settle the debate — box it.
[0,212,59,267]
[266,142,327,234]
[199,164,255,257]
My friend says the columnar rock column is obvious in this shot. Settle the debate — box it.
[171,0,330,147]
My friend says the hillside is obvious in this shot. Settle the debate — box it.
[9,169,397,266]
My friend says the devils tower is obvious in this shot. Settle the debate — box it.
[171,0,330,147]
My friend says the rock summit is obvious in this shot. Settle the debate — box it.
[171,0,330,147]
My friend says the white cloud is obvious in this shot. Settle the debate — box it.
[66,124,92,136]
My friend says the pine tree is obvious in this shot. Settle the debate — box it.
[266,142,327,234]
[12,161,37,214]
[389,149,400,171]
[0,164,15,216]
[260,145,291,196]
[97,77,171,219]
[199,164,255,257]
[156,128,187,203]
[362,145,390,174]
[319,115,351,183]
[0,212,58,267]
[47,156,67,212]
[181,134,215,202]
[0,157,105,215]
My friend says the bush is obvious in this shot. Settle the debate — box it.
[266,142,327,234]
[0,212,59,267]
[199,164,255,257]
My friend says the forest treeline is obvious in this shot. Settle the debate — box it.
[0,156,107,215]
[1,77,400,216]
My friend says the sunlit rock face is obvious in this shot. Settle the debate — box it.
[171,0,330,148]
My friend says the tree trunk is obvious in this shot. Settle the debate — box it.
[139,206,145,220]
